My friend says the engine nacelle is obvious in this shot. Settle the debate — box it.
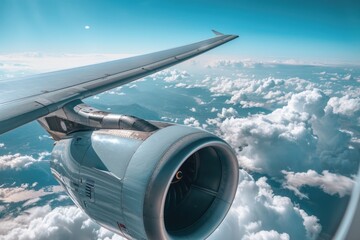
[51,124,238,239]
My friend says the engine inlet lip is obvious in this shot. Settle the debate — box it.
[142,134,239,240]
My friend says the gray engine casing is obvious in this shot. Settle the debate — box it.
[51,124,239,239]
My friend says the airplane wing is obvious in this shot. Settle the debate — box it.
[0,32,238,134]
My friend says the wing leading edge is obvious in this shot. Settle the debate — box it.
[0,32,238,134]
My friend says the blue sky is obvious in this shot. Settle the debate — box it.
[1,0,360,64]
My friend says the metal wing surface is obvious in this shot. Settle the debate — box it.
[0,33,237,134]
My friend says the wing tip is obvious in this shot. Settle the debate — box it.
[212,30,239,39]
[212,29,224,36]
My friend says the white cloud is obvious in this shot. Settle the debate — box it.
[194,97,206,105]
[238,101,265,108]
[325,95,360,117]
[209,170,321,240]
[47,195,70,205]
[282,170,355,198]
[0,143,5,148]
[161,116,179,123]
[242,230,290,240]
[207,59,249,69]
[183,117,200,128]
[217,107,238,119]
[38,152,51,160]
[0,205,6,213]
[173,82,186,88]
[151,69,190,83]
[286,89,328,117]
[0,184,63,203]
[0,206,125,240]
[0,154,39,171]
[0,152,50,171]
[342,74,351,81]
[207,74,319,110]
[338,85,360,99]
[189,107,196,112]
[22,197,42,208]
[216,89,360,176]
[105,89,126,96]
[217,112,316,174]
[295,208,322,240]
[38,135,52,141]
[206,59,316,70]
[84,25,90,30]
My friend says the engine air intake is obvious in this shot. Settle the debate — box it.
[164,147,223,233]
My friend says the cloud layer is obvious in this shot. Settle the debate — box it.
[216,88,359,178]
[0,152,50,170]
[0,184,63,203]
[210,170,321,240]
[1,57,359,239]
[0,206,124,240]
[282,170,355,199]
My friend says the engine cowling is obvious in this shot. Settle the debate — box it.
[51,123,239,239]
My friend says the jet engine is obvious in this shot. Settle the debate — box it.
[42,102,238,240]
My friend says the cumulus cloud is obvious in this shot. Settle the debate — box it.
[0,152,50,171]
[0,143,5,148]
[339,85,360,99]
[183,117,200,128]
[38,135,52,141]
[208,74,318,109]
[22,197,42,208]
[161,116,179,123]
[0,205,125,240]
[325,95,360,117]
[151,69,190,83]
[211,107,218,112]
[0,184,63,203]
[209,170,321,240]
[3,174,316,240]
[217,107,238,119]
[38,151,51,160]
[242,230,289,240]
[0,154,39,170]
[342,74,351,81]
[207,107,239,129]
[206,59,310,69]
[282,170,355,198]
[207,59,251,69]
[217,109,316,174]
[0,205,6,213]
[216,89,360,176]
[286,89,328,117]
[173,82,186,88]
[294,208,322,239]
